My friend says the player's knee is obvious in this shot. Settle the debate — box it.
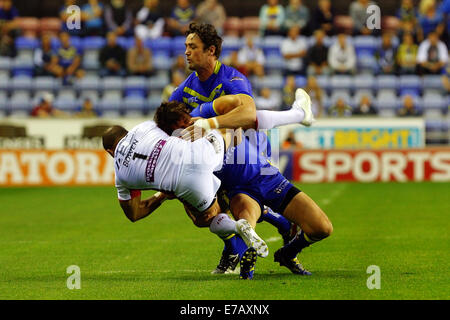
[313,219,333,240]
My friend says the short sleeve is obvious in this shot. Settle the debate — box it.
[223,73,254,98]
[169,86,183,102]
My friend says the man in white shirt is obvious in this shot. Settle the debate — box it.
[281,25,308,75]
[237,36,265,77]
[328,33,357,75]
[417,31,449,75]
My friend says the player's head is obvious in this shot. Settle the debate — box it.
[184,22,222,71]
[102,125,128,157]
[154,101,192,135]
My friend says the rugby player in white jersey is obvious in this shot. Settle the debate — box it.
[102,120,268,279]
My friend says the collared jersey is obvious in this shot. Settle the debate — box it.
[169,61,253,112]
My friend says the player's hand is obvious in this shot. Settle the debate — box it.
[181,117,207,142]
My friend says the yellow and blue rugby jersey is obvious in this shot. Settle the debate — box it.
[169,61,254,112]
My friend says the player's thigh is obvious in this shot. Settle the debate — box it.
[229,193,262,228]
[282,192,333,238]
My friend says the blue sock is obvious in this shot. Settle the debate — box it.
[222,234,248,258]
[282,230,316,259]
[259,207,291,235]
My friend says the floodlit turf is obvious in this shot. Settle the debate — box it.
[0,182,449,300]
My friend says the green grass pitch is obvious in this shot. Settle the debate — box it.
[0,182,449,300]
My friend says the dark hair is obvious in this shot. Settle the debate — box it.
[154,101,191,135]
[102,125,128,151]
[186,22,223,59]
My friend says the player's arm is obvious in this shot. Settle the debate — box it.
[209,94,256,130]
[119,191,169,222]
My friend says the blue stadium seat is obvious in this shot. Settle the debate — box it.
[357,52,377,72]
[353,74,375,91]
[79,90,100,104]
[116,36,133,50]
[264,54,285,71]
[172,36,186,56]
[422,75,444,90]
[253,74,284,90]
[102,76,123,91]
[422,93,447,114]
[82,36,106,50]
[149,74,169,90]
[124,76,147,97]
[222,36,244,52]
[148,94,162,110]
[11,56,34,77]
[330,75,353,92]
[294,76,307,88]
[15,37,39,50]
[75,75,100,91]
[375,90,398,110]
[123,96,147,116]
[153,54,173,71]
[376,75,398,91]
[145,37,172,55]
[262,35,284,56]
[0,74,10,91]
[33,76,55,91]
[54,96,78,112]
[0,56,11,71]
[9,93,32,116]
[399,75,421,94]
[315,75,330,93]
[11,76,33,91]
[98,97,123,117]
[353,36,378,56]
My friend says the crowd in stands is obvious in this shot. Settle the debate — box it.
[0,0,447,129]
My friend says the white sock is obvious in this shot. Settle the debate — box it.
[209,213,237,238]
[256,107,305,130]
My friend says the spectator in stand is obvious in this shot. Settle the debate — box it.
[127,36,154,77]
[397,0,418,25]
[353,94,378,115]
[237,35,265,78]
[104,0,133,36]
[306,29,330,76]
[255,87,281,110]
[281,25,308,76]
[328,97,353,117]
[284,0,310,35]
[167,0,196,37]
[171,54,191,77]
[418,0,445,39]
[196,0,227,36]
[375,32,397,75]
[34,34,56,76]
[349,0,378,36]
[305,76,324,118]
[282,75,296,109]
[396,33,418,74]
[161,71,185,102]
[135,0,165,40]
[223,50,247,76]
[0,0,19,36]
[328,33,356,75]
[0,28,15,57]
[82,0,105,36]
[313,0,335,36]
[282,131,303,149]
[99,31,127,77]
[53,32,85,85]
[31,92,66,118]
[259,0,285,36]
[417,31,449,75]
[397,94,421,116]
[75,98,98,118]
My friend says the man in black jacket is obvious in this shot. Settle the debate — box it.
[99,31,127,77]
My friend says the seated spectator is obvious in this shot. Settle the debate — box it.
[328,33,356,75]
[223,50,245,75]
[31,93,66,118]
[60,0,84,36]
[282,131,303,149]
[397,94,421,116]
[417,31,448,75]
[305,76,324,118]
[350,0,378,36]
[255,87,280,110]
[135,0,165,40]
[0,29,16,57]
[418,0,445,39]
[397,0,418,25]
[396,33,418,74]
[171,54,191,77]
[329,97,352,117]
[75,98,98,118]
[281,25,308,76]
[53,32,85,84]
[282,75,296,108]
[313,0,335,36]
[306,29,330,76]
[104,0,133,36]
[82,0,105,36]
[167,0,196,37]
[33,34,56,76]
[0,0,19,36]
[127,36,154,77]
[284,0,310,35]
[259,0,285,36]
[375,32,397,74]
[353,94,378,115]
[162,71,185,102]
[196,0,226,36]
[238,36,265,77]
[99,31,127,77]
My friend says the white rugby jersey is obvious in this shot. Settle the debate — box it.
[114,121,187,201]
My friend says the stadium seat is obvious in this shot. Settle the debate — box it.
[148,94,162,110]
[423,93,448,115]
[422,75,444,91]
[264,54,285,71]
[9,92,32,116]
[11,56,34,77]
[315,75,331,93]
[153,54,173,71]
[353,36,378,56]
[11,76,33,91]
[124,76,148,97]
[222,36,244,52]
[224,16,242,36]
[98,97,123,117]
[75,75,100,92]
[376,75,398,91]
[172,36,186,56]
[352,89,374,105]
[145,37,172,55]
[15,37,39,51]
[149,74,169,90]
[40,17,61,36]
[375,90,398,110]
[294,76,307,88]
[82,36,106,50]
[123,96,147,116]
[262,36,284,56]
[253,75,284,90]
[399,75,421,94]
[102,76,124,91]
[0,74,10,91]
[79,90,100,103]
[353,74,375,91]
[0,56,11,71]
[54,96,78,113]
[103,90,122,100]
[357,52,377,73]
[330,75,354,92]
[82,50,100,70]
